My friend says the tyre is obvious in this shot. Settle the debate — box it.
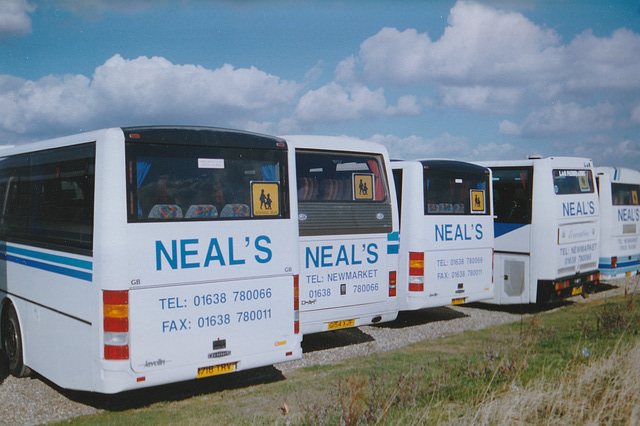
[1,303,30,377]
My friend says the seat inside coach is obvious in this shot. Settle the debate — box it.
[137,174,250,220]
[427,203,465,214]
[297,177,352,201]
[148,204,183,219]
[220,203,250,217]
[184,204,218,218]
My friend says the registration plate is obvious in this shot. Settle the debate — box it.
[451,298,466,305]
[197,362,237,379]
[328,319,355,330]
[572,286,583,296]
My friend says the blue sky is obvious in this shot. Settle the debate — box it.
[1,0,639,168]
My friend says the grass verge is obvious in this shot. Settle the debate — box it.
[60,290,640,425]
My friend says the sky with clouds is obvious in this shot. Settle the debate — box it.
[1,0,639,168]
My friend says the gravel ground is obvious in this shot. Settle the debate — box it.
[1,276,637,425]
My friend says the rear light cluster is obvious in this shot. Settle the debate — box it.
[554,272,599,292]
[293,275,300,334]
[611,256,617,269]
[103,290,129,360]
[409,252,424,292]
[388,271,397,297]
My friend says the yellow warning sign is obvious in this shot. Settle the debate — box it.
[470,189,485,213]
[353,173,374,200]
[251,182,280,216]
[578,174,590,192]
[633,190,638,205]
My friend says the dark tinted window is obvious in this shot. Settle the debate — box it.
[553,169,594,194]
[611,183,640,206]
[392,168,403,224]
[126,143,289,222]
[492,167,533,224]
[296,150,388,203]
[0,143,95,254]
[423,168,490,215]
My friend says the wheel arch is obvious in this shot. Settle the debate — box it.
[0,295,30,375]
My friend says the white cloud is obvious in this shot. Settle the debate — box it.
[292,83,422,128]
[343,0,640,119]
[92,55,300,114]
[293,83,387,124]
[602,139,640,167]
[0,0,35,36]
[436,1,563,83]
[498,120,521,136]
[369,132,486,161]
[304,60,325,85]
[385,95,421,116]
[356,27,434,86]
[0,54,302,136]
[472,141,520,162]
[572,137,640,169]
[335,56,358,83]
[354,2,562,87]
[0,74,93,133]
[441,86,523,113]
[369,132,524,163]
[519,102,615,137]
[565,28,640,92]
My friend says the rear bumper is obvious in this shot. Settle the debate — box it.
[537,270,600,303]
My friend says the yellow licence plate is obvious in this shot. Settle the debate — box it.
[451,298,466,305]
[328,319,355,330]
[572,286,583,296]
[197,362,237,379]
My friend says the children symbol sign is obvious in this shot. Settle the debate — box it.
[353,173,375,200]
[470,189,486,214]
[251,182,280,216]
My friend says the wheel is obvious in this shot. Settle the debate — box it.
[1,304,30,377]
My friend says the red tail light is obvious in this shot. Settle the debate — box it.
[104,344,129,360]
[409,282,424,292]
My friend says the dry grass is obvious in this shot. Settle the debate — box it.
[296,292,640,425]
[461,337,640,425]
